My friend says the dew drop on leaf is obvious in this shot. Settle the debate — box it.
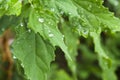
[49,33,54,37]
[21,63,24,68]
[28,29,31,33]
[13,55,17,59]
[38,18,44,23]
[20,23,24,27]
[61,35,65,40]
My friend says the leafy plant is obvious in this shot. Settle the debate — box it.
[0,0,120,80]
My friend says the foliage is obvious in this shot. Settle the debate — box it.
[0,0,120,80]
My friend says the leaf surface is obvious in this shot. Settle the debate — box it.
[12,27,55,80]
[28,9,71,60]
[70,0,120,36]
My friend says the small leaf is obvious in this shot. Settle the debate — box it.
[70,0,120,37]
[12,27,55,80]
[28,9,72,61]
[90,29,112,69]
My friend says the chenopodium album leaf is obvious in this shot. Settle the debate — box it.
[69,0,120,67]
[69,1,120,79]
[28,8,72,61]
[69,0,120,35]
[12,26,55,80]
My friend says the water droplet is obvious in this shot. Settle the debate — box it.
[20,23,24,27]
[49,33,54,37]
[38,18,44,23]
[13,56,17,59]
[21,63,24,68]
[28,29,31,33]
[62,35,64,40]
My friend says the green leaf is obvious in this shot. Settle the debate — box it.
[55,0,79,17]
[70,0,120,37]
[28,8,72,61]
[60,22,79,79]
[0,0,22,17]
[90,29,112,69]
[90,30,117,80]
[12,27,55,80]
[36,0,78,17]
